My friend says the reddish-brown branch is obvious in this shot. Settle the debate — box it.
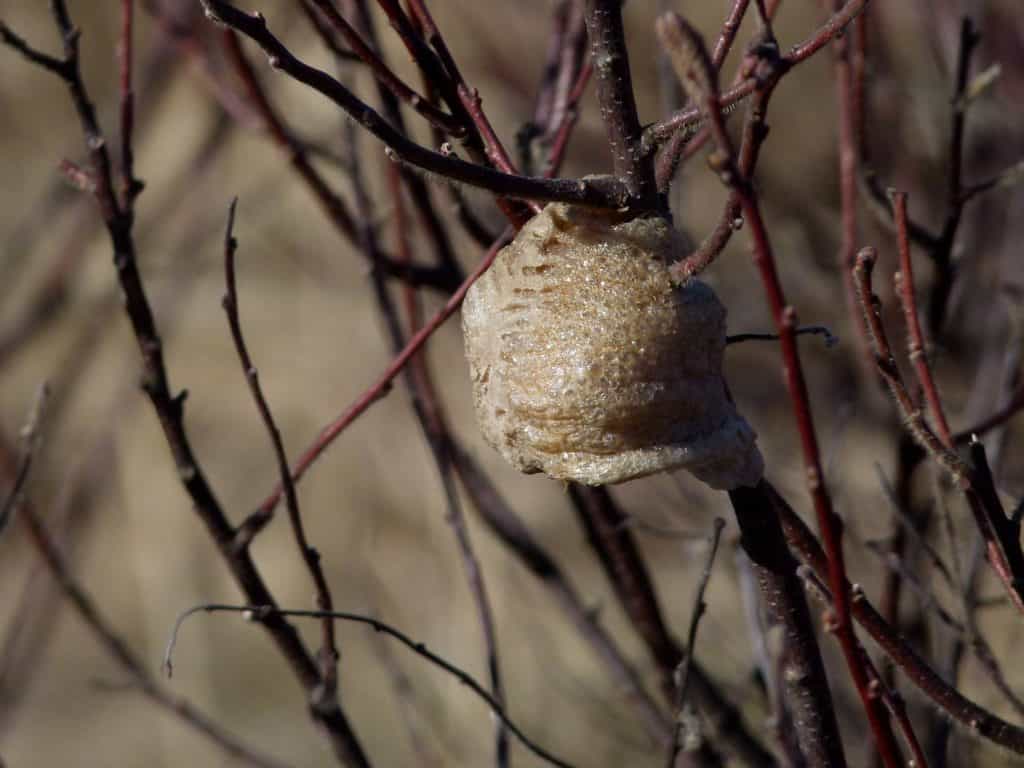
[658,13,904,766]
[644,0,869,151]
[797,565,930,768]
[853,249,1024,615]
[257,231,509,517]
[542,60,593,178]
[892,190,954,446]
[774,487,1024,755]
[828,0,870,356]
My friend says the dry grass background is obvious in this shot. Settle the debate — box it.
[1,1,1022,766]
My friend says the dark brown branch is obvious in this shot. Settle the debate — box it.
[200,1,631,209]
[727,325,838,348]
[584,0,658,207]
[928,17,981,333]
[304,0,463,135]
[729,482,848,768]
[0,7,369,765]
[219,29,459,294]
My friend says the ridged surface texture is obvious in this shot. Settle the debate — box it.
[462,201,764,489]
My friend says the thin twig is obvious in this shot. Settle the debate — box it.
[666,518,726,768]
[568,485,771,767]
[163,604,574,768]
[3,391,288,768]
[221,200,339,692]
[727,325,838,348]
[0,385,49,539]
[643,0,870,151]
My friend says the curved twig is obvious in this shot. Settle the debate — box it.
[164,604,574,768]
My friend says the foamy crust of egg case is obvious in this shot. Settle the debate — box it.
[462,201,764,490]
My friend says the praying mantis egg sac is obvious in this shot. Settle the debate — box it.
[461,202,764,490]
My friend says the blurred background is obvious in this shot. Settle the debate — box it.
[1,1,1023,766]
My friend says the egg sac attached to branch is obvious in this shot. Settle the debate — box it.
[461,202,764,490]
